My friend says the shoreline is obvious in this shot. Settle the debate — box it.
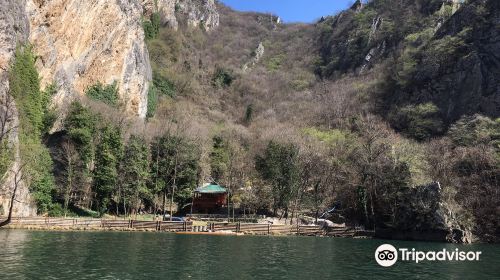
[7,217,494,243]
[0,216,372,238]
[4,224,497,244]
[1,225,376,241]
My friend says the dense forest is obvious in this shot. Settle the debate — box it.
[1,0,498,242]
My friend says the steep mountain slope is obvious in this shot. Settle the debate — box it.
[388,0,500,123]
[0,0,36,217]
[27,0,152,118]
[143,0,219,30]
[0,0,220,217]
[135,0,500,242]
[0,0,498,242]
[315,0,499,139]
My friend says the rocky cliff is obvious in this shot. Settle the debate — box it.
[0,0,36,217]
[178,0,219,30]
[399,0,500,124]
[0,0,220,216]
[26,0,219,119]
[26,0,152,118]
[376,182,473,243]
[316,0,498,137]
[142,0,219,30]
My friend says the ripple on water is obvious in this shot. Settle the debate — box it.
[0,230,499,280]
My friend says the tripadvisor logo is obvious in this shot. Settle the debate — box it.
[375,244,398,267]
[375,244,482,267]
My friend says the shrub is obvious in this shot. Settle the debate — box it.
[390,102,443,140]
[244,104,254,124]
[143,12,161,40]
[291,79,311,91]
[86,81,119,106]
[147,84,158,118]
[266,54,286,71]
[212,67,234,88]
[302,127,354,145]
[47,203,64,217]
[448,115,500,147]
[153,73,176,97]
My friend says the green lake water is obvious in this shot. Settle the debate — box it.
[0,230,499,279]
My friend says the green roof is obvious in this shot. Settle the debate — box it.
[195,184,227,194]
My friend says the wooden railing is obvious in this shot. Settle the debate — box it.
[209,222,324,235]
[1,217,332,236]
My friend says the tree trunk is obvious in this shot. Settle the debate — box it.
[64,194,69,218]
[232,195,235,222]
[170,186,175,221]
[162,191,166,217]
[0,172,20,227]
[370,191,375,229]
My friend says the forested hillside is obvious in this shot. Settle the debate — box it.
[1,0,498,243]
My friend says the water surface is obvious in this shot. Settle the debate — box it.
[0,230,498,279]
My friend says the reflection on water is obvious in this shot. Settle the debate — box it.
[0,230,499,279]
[0,230,30,279]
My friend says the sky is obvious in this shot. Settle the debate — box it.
[220,0,355,23]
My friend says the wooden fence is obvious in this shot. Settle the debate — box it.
[1,217,327,236]
[186,214,264,223]
[209,222,323,235]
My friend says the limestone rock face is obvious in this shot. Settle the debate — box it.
[142,0,179,29]
[180,0,219,30]
[143,0,219,31]
[242,42,264,72]
[384,182,473,243]
[0,0,37,217]
[402,0,500,123]
[27,0,152,118]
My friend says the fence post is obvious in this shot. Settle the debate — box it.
[267,223,270,235]
[129,219,133,229]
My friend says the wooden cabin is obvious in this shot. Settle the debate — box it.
[192,184,227,214]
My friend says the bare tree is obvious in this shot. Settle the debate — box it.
[0,164,26,227]
[57,139,79,217]
[351,114,393,228]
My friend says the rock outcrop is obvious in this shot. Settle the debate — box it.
[0,0,220,216]
[26,0,220,120]
[376,182,473,243]
[27,0,152,118]
[0,0,36,217]
[395,0,500,124]
[242,42,264,72]
[179,0,219,30]
[142,0,179,29]
[143,0,219,31]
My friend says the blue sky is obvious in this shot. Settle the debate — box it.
[220,0,354,23]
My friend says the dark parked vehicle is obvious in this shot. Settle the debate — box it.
[163,215,184,222]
